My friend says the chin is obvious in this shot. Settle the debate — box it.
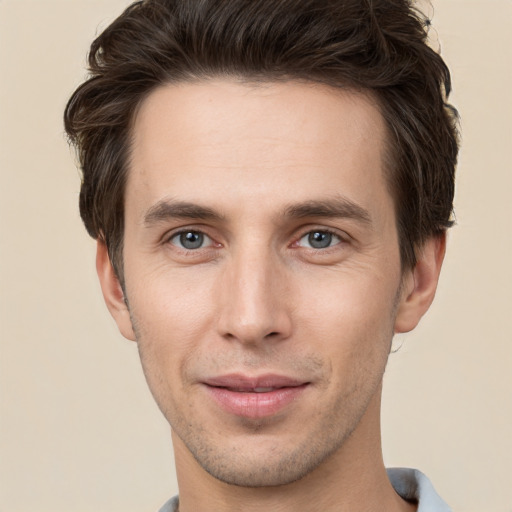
[182,427,351,488]
[199,456,318,488]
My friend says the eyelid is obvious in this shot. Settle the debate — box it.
[170,230,212,249]
[293,226,351,246]
[161,224,350,252]
[163,226,220,249]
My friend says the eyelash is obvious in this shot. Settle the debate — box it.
[293,228,346,251]
[165,227,347,253]
[167,229,217,251]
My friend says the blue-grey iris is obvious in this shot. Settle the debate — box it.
[308,231,332,249]
[180,231,204,249]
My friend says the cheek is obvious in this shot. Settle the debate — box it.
[296,272,398,363]
[126,270,217,386]
[127,262,217,333]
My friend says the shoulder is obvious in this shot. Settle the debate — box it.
[157,495,179,512]
[387,467,452,512]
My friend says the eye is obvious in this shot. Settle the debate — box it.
[169,230,212,250]
[297,230,342,249]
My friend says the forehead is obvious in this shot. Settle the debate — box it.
[127,80,391,222]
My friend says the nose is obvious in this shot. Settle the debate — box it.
[216,247,292,345]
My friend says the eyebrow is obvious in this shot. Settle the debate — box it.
[142,196,372,227]
[283,197,372,224]
[143,199,225,226]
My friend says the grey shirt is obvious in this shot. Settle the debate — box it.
[158,467,451,512]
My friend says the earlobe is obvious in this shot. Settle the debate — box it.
[96,241,136,341]
[394,233,446,334]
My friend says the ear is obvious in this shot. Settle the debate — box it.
[96,241,136,341]
[394,233,446,334]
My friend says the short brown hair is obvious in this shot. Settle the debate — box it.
[64,0,459,278]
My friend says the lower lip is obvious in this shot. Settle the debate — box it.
[204,384,308,419]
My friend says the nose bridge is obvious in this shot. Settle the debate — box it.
[217,240,291,343]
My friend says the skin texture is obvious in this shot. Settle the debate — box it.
[97,80,445,512]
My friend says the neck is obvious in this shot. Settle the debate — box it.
[173,388,416,512]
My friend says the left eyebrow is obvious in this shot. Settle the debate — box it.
[282,197,372,225]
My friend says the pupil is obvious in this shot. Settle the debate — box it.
[180,231,203,249]
[308,231,331,249]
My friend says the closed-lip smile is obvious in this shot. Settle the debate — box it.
[202,374,310,419]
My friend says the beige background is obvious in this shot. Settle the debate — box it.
[0,0,511,510]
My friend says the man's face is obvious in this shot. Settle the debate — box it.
[111,80,411,486]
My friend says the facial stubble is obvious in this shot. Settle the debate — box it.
[127,283,402,489]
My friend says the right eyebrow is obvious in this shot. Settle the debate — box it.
[143,199,225,226]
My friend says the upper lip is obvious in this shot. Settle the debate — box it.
[203,373,308,391]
